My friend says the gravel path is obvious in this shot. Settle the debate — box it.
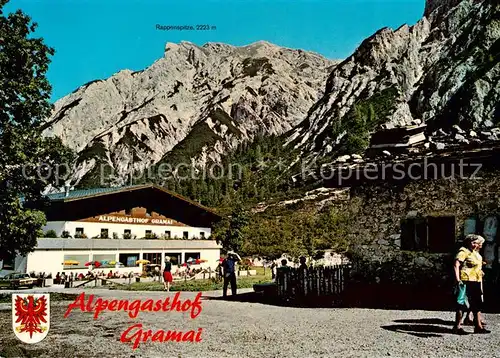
[1,289,499,358]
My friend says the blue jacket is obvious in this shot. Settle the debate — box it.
[223,258,236,275]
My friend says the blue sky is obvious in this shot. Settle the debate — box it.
[5,0,425,102]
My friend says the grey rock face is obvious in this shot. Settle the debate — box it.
[43,0,498,187]
[43,41,337,185]
[287,0,498,158]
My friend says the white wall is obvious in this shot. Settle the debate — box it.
[42,222,65,236]
[42,221,211,239]
[24,247,220,278]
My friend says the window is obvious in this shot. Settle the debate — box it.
[185,252,200,263]
[183,231,189,239]
[123,229,132,239]
[165,231,171,239]
[1,254,15,270]
[143,253,162,265]
[401,216,427,251]
[427,216,455,253]
[100,229,109,239]
[119,253,139,267]
[145,230,152,238]
[63,254,89,269]
[165,252,182,265]
[400,214,455,253]
[75,228,85,238]
[199,232,205,239]
[93,254,117,268]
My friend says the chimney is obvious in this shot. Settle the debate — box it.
[64,183,70,197]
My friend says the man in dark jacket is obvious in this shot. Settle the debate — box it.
[223,251,241,298]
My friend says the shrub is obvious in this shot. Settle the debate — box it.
[44,230,57,238]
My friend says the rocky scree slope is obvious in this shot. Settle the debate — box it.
[286,0,499,160]
[43,41,336,186]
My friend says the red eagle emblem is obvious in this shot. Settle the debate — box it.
[14,295,48,338]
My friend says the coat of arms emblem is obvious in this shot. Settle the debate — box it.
[12,294,50,344]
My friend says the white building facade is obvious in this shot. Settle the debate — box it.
[16,238,221,277]
[43,220,211,241]
[5,184,223,277]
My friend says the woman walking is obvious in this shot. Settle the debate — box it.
[463,239,487,326]
[453,234,490,334]
[163,256,173,292]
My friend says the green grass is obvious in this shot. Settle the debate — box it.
[122,274,272,292]
[0,292,78,303]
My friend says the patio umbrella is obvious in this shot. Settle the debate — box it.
[187,257,194,263]
[136,259,150,264]
[85,261,101,267]
[63,260,79,265]
[110,261,122,265]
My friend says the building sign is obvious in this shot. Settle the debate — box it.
[97,216,177,225]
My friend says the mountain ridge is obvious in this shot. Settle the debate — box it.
[42,0,499,191]
[43,40,337,187]
[285,0,498,159]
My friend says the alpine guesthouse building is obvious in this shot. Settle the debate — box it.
[2,184,222,277]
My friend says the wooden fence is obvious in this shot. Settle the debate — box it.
[276,265,351,299]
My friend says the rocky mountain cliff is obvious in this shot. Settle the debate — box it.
[44,0,498,189]
[286,0,498,158]
[43,41,336,187]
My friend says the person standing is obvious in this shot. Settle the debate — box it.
[223,251,241,298]
[453,234,490,334]
[463,239,487,326]
[154,265,160,282]
[163,256,173,292]
[271,261,277,281]
[298,256,308,270]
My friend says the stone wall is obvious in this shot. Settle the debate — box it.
[346,169,500,246]
[342,169,500,284]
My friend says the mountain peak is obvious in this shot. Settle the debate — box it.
[424,0,483,17]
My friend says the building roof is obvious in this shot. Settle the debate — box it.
[24,184,222,227]
[45,184,218,215]
[45,187,126,201]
